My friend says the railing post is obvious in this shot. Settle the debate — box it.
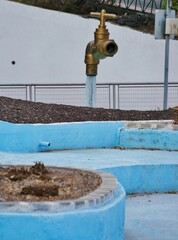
[109,84,111,109]
[33,85,36,102]
[113,84,116,109]
[29,85,32,101]
[118,84,120,109]
[25,85,28,101]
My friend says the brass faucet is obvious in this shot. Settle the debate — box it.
[85,9,118,76]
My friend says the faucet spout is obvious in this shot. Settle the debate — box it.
[85,41,99,76]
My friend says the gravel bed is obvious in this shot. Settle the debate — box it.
[0,97,177,124]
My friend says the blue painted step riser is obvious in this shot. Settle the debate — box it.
[119,128,178,151]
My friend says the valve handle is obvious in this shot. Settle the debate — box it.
[90,9,118,27]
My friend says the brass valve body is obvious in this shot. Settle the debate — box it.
[85,10,118,76]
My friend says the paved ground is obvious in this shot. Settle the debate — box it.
[1,148,178,169]
[125,193,178,240]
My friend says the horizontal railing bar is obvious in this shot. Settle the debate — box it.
[34,86,109,89]
[0,87,27,89]
[0,82,177,87]
[120,85,164,88]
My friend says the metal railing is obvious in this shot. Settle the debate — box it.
[0,82,177,110]
[116,0,163,13]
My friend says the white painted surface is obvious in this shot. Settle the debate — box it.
[0,0,178,84]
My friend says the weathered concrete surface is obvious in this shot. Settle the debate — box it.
[125,193,178,240]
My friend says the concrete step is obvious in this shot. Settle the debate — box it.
[125,120,178,131]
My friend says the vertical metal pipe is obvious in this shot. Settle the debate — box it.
[163,36,170,110]
[163,0,171,110]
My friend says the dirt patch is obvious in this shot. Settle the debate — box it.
[0,162,102,201]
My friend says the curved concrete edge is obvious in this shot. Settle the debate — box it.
[101,164,178,194]
[0,169,119,213]
[0,182,126,240]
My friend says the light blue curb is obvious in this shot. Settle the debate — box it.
[119,128,178,151]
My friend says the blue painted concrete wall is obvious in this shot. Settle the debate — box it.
[0,183,125,240]
[0,121,124,152]
[0,121,178,152]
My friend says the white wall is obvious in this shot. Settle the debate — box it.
[0,0,178,84]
